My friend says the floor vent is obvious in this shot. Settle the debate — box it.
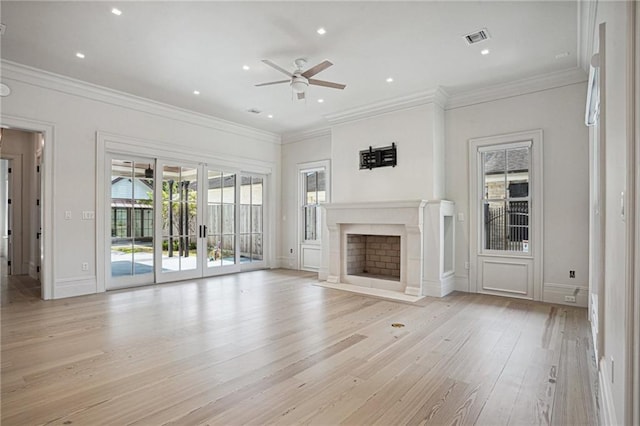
[464,28,490,45]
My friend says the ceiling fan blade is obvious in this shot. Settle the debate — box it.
[255,80,290,87]
[308,79,346,90]
[301,60,333,78]
[297,92,305,100]
[262,59,292,77]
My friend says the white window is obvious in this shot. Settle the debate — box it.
[480,143,531,253]
[302,169,326,241]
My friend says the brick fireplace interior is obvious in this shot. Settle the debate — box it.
[346,234,400,281]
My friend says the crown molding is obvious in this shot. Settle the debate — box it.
[446,67,588,110]
[324,86,449,126]
[0,60,281,145]
[281,127,332,144]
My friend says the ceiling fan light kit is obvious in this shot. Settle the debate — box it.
[256,57,346,100]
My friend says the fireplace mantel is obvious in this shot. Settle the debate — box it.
[320,200,455,301]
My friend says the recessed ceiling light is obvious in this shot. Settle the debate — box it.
[111,8,122,16]
[317,27,326,35]
[481,49,490,55]
[242,65,250,71]
[267,114,273,119]
[193,90,200,95]
[386,77,394,83]
[317,99,324,103]
[76,52,85,59]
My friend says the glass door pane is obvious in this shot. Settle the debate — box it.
[159,164,200,277]
[109,158,154,287]
[239,174,265,266]
[205,170,236,270]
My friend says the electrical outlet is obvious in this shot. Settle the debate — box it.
[569,270,575,278]
[82,211,95,220]
[82,262,89,271]
[65,211,72,220]
[564,295,576,303]
[464,261,470,270]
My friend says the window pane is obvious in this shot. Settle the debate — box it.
[222,235,235,265]
[304,205,317,240]
[252,205,262,233]
[252,177,263,205]
[222,204,235,234]
[207,235,222,268]
[251,234,263,261]
[239,234,250,263]
[483,150,506,200]
[208,203,222,235]
[306,172,317,204]
[317,171,326,203]
[222,174,235,204]
[507,147,529,198]
[483,200,529,252]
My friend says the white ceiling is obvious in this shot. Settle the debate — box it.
[0,1,578,136]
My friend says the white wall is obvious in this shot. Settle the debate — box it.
[1,62,281,298]
[445,83,590,304]
[592,1,630,423]
[331,103,445,203]
[1,129,38,276]
[279,132,331,268]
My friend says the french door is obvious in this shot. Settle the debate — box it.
[107,155,266,289]
[155,161,266,283]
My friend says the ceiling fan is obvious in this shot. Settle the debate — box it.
[255,58,346,100]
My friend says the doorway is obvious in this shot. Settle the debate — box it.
[0,129,43,294]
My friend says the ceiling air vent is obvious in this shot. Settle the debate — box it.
[463,28,490,45]
[247,108,262,114]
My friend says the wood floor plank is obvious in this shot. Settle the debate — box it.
[0,269,598,425]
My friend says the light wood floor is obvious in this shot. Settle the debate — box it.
[1,268,599,425]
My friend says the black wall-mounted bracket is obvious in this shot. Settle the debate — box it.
[359,142,397,170]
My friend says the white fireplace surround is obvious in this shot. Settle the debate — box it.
[320,200,455,301]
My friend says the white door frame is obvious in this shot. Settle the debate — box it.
[468,129,544,300]
[0,116,54,300]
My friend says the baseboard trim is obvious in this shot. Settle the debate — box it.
[599,359,619,426]
[454,275,469,292]
[54,276,97,299]
[543,282,588,307]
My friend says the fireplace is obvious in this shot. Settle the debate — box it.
[346,234,400,280]
[320,200,456,301]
